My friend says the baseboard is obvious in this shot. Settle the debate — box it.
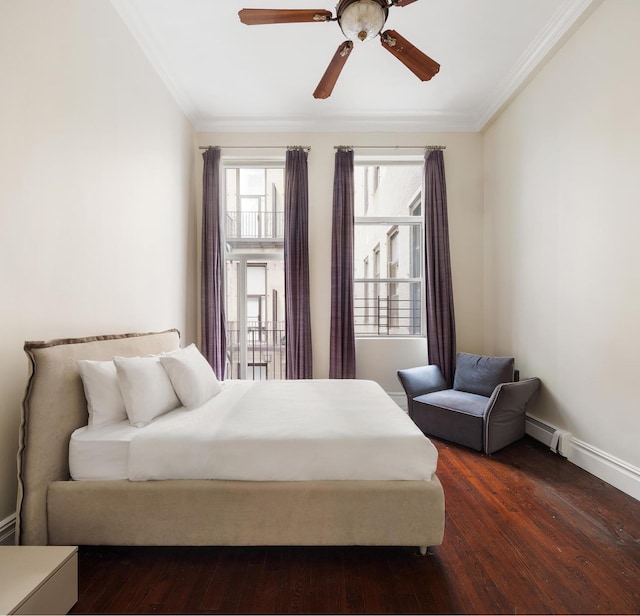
[567,439,640,502]
[0,513,16,545]
[526,415,640,503]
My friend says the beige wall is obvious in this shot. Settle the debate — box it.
[484,0,640,467]
[196,132,484,393]
[0,0,197,521]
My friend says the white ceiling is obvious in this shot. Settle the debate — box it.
[110,0,600,133]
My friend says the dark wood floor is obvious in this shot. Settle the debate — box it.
[70,436,640,614]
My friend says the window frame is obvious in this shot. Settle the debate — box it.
[224,161,285,243]
[222,159,286,380]
[353,160,424,338]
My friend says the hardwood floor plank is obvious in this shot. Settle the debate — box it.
[438,448,553,613]
[438,442,623,614]
[483,442,640,613]
[70,437,640,615]
[254,549,289,614]
[304,548,345,614]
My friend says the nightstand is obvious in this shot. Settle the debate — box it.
[0,546,77,615]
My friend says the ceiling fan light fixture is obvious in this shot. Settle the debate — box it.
[338,0,387,43]
[239,1,437,99]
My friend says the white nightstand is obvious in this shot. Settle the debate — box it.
[0,546,78,615]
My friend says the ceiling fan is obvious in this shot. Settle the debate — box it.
[238,0,440,99]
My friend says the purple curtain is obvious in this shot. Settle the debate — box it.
[201,147,227,379]
[424,149,456,386]
[329,148,356,379]
[284,148,313,379]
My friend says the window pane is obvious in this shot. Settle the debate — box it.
[240,196,261,212]
[247,297,261,321]
[247,264,266,295]
[354,164,422,217]
[354,281,422,336]
[225,260,239,324]
[266,168,285,213]
[226,167,284,241]
[354,224,420,280]
[225,259,240,379]
[226,168,237,203]
[239,168,265,195]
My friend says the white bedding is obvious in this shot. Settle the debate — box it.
[69,420,134,481]
[70,379,438,482]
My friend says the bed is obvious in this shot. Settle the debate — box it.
[16,329,445,551]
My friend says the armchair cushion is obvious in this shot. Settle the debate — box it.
[397,365,447,399]
[453,352,514,397]
[484,377,540,454]
[415,390,489,417]
[411,397,485,452]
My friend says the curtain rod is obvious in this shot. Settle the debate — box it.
[198,145,311,151]
[198,145,442,151]
[334,145,446,150]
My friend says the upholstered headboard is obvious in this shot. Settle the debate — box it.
[16,329,181,545]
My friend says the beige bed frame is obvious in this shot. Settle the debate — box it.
[16,330,445,550]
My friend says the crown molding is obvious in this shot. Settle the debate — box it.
[195,111,477,134]
[109,0,199,127]
[474,0,604,131]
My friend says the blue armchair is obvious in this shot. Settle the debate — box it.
[397,352,540,454]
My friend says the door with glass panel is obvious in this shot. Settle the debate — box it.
[224,165,285,380]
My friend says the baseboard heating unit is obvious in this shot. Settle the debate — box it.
[525,415,572,457]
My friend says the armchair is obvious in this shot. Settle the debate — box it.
[397,352,540,454]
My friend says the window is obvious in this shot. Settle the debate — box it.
[225,167,284,241]
[353,162,423,336]
[224,164,286,379]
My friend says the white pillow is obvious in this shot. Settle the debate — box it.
[77,360,127,428]
[159,344,222,409]
[114,355,181,427]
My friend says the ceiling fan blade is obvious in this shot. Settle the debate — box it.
[313,41,354,99]
[380,29,440,81]
[238,9,332,25]
[391,0,420,6]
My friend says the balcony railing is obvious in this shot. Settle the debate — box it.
[354,279,422,336]
[353,296,422,336]
[226,211,284,240]
[226,320,286,380]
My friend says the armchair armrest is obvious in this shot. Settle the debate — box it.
[484,377,541,454]
[397,365,448,399]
